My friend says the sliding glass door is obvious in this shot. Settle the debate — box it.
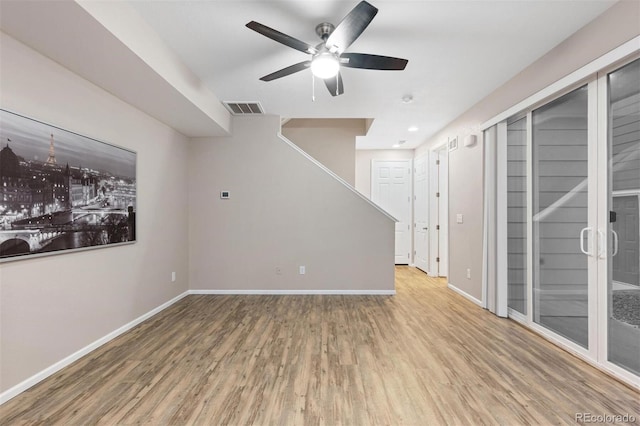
[532,86,590,348]
[606,58,640,375]
[497,56,640,386]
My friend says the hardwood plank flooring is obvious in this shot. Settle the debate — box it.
[1,266,638,425]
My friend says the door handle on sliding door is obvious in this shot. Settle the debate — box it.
[580,227,593,256]
[611,230,619,257]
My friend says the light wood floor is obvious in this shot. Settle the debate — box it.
[1,266,638,425]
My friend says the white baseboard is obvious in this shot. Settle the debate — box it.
[0,291,189,405]
[189,289,396,295]
[447,282,483,306]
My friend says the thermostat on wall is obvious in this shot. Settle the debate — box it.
[220,191,230,199]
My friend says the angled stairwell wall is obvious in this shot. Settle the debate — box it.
[282,118,367,186]
[188,115,396,293]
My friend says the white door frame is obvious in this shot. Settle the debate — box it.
[413,154,429,272]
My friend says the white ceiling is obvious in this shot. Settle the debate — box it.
[128,0,615,149]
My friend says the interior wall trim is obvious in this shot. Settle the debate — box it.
[189,290,397,295]
[0,291,190,406]
[447,282,483,306]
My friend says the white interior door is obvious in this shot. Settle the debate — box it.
[429,146,449,277]
[413,155,429,272]
[371,160,412,264]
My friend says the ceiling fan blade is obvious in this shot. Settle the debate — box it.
[325,1,378,54]
[259,61,311,81]
[247,21,317,55]
[341,53,408,70]
[324,72,345,96]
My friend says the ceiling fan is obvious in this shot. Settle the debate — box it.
[246,1,408,97]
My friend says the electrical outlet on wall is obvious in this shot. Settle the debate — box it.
[171,271,176,282]
[299,266,306,275]
[466,268,471,279]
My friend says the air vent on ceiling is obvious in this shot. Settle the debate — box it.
[223,101,264,115]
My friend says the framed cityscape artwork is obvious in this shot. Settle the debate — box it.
[0,109,136,262]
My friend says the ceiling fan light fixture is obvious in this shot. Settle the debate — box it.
[311,52,340,79]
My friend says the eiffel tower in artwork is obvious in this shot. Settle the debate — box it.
[45,133,57,166]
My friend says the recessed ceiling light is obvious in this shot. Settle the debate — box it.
[401,95,413,104]
[408,126,419,132]
[392,143,402,148]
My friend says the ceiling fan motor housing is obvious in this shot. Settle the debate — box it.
[315,22,335,41]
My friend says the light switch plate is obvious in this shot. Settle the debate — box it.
[457,214,464,224]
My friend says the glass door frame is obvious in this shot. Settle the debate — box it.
[525,80,599,362]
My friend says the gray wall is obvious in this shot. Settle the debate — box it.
[0,33,190,392]
[188,115,395,292]
[447,140,485,298]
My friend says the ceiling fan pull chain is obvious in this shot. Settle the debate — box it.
[312,73,316,102]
